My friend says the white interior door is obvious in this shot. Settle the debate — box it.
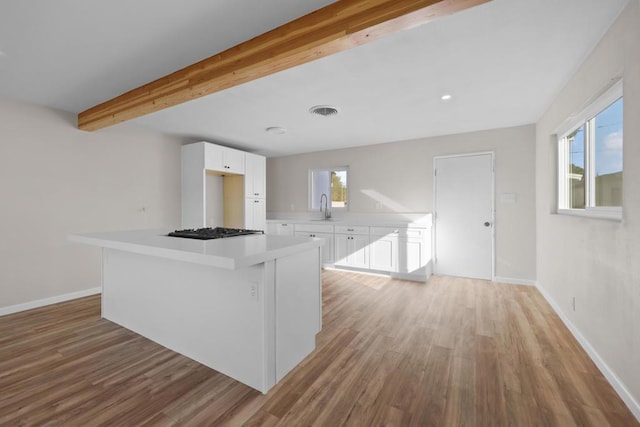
[434,153,494,280]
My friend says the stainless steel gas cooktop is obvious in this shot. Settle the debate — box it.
[167,227,263,240]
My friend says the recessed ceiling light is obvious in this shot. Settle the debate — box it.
[266,126,287,135]
[309,105,339,117]
[441,94,452,101]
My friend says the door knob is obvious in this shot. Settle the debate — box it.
[484,222,491,227]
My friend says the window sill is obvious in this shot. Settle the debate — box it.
[557,208,622,221]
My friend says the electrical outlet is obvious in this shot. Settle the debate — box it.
[249,283,258,301]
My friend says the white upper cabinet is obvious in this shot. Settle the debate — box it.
[182,142,264,229]
[245,153,266,198]
[205,143,245,174]
[244,152,266,230]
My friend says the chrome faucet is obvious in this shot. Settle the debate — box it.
[320,193,331,219]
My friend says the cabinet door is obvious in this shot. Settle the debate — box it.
[224,148,245,174]
[334,234,369,268]
[334,234,350,267]
[350,235,370,269]
[245,199,266,231]
[295,231,333,265]
[399,237,426,275]
[204,143,245,174]
[254,199,266,231]
[369,236,397,272]
[204,144,225,172]
[245,153,266,198]
[315,232,334,265]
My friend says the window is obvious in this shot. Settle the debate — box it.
[309,167,348,210]
[558,80,623,219]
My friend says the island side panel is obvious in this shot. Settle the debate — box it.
[261,259,276,393]
[101,248,268,392]
[274,246,322,382]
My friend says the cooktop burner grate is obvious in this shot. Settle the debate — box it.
[167,227,263,240]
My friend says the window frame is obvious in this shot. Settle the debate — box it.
[556,80,623,221]
[308,166,349,212]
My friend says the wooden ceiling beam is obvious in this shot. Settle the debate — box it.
[77,0,490,131]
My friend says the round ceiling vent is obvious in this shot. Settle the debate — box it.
[309,105,339,117]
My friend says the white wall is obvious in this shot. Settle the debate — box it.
[0,97,186,311]
[267,125,536,282]
[536,1,640,416]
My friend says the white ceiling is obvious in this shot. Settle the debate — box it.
[0,0,628,157]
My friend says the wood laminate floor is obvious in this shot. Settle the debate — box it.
[0,270,637,426]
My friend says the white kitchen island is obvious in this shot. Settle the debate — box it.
[69,229,323,393]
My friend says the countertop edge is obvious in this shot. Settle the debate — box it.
[68,233,323,270]
[265,218,433,228]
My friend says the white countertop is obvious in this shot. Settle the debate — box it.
[266,212,432,228]
[69,229,323,270]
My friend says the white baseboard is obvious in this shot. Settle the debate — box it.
[536,283,640,422]
[324,266,428,283]
[0,287,102,317]
[390,272,429,283]
[494,276,537,286]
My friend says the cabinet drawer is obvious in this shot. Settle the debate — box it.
[295,223,334,233]
[370,226,402,237]
[334,225,369,235]
[266,222,293,236]
[268,221,293,227]
[370,226,426,238]
[404,228,426,239]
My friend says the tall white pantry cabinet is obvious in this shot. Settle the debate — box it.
[181,142,266,231]
[244,152,266,232]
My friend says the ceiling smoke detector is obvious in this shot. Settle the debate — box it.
[309,105,339,117]
[266,126,287,135]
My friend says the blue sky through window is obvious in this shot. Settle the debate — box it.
[594,97,623,175]
[569,97,622,176]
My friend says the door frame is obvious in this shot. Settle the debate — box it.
[432,151,495,280]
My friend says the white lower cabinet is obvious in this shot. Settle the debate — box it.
[398,237,429,276]
[367,226,430,279]
[295,224,335,265]
[266,220,431,281]
[369,235,398,272]
[334,226,369,269]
